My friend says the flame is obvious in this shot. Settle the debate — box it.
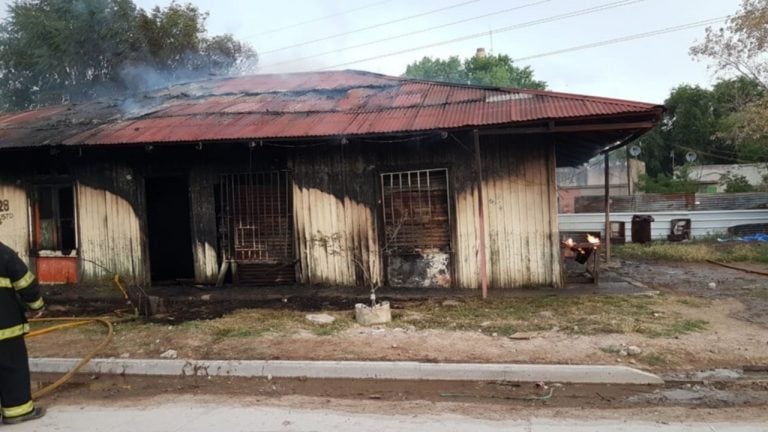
[586,234,600,245]
[565,238,575,248]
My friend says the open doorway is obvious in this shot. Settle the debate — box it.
[146,176,194,282]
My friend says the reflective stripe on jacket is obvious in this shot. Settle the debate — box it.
[0,242,44,341]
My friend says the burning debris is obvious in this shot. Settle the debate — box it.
[561,233,601,284]
[562,234,601,264]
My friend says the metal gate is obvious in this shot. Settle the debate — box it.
[218,171,295,285]
[381,168,452,287]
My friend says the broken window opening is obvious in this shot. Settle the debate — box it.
[33,184,77,253]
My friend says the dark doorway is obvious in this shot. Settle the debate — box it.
[146,176,194,282]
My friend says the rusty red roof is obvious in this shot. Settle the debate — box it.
[0,70,661,150]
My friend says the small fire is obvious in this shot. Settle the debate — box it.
[586,234,601,245]
[564,238,575,248]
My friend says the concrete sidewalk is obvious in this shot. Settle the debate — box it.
[30,357,664,384]
[8,402,766,432]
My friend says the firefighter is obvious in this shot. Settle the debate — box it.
[0,241,46,424]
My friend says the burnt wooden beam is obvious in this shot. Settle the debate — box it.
[473,130,489,299]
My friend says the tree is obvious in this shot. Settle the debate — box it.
[404,52,546,89]
[690,0,768,148]
[0,0,257,111]
[0,0,143,108]
[638,84,726,177]
[403,56,464,84]
[636,78,768,177]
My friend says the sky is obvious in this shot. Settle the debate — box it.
[0,0,742,104]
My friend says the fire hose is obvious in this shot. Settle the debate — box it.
[27,317,114,400]
[25,274,138,400]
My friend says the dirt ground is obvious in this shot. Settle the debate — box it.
[27,258,768,372]
[615,259,768,325]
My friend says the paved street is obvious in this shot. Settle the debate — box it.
[14,401,767,432]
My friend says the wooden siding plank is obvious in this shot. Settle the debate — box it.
[0,185,30,264]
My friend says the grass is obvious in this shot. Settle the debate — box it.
[614,241,768,264]
[674,297,709,308]
[599,344,624,354]
[395,294,708,338]
[55,295,710,343]
[638,319,708,338]
[199,309,355,338]
[640,352,668,367]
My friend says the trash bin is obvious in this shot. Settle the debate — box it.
[667,218,691,242]
[631,215,654,244]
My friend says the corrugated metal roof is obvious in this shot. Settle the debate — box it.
[1,69,662,150]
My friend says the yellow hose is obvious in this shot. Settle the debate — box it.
[27,317,115,400]
[25,273,137,399]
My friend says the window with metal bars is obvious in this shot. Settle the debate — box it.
[217,171,293,264]
[381,169,451,253]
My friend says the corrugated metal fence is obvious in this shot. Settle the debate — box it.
[559,210,768,240]
[574,192,768,213]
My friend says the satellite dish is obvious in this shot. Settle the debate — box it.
[629,144,641,157]
[685,151,697,163]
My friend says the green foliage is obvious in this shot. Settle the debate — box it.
[721,173,755,192]
[637,170,698,194]
[634,75,768,182]
[404,53,546,89]
[614,241,768,264]
[635,80,767,178]
[399,295,707,338]
[138,3,208,70]
[0,0,142,108]
[689,0,768,152]
[614,242,713,262]
[0,0,257,111]
[403,56,464,83]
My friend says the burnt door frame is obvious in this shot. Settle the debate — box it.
[145,175,195,282]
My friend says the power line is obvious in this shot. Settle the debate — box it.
[674,144,767,165]
[248,0,395,38]
[260,0,551,71]
[259,0,482,56]
[317,0,645,70]
[513,16,727,62]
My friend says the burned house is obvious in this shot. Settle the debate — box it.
[0,70,661,290]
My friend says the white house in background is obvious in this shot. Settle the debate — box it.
[686,163,768,193]
[556,158,646,213]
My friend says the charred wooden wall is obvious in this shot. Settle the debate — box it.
[0,150,149,285]
[291,145,382,287]
[76,161,148,285]
[290,133,562,289]
[1,132,562,289]
[189,162,219,284]
[455,136,562,289]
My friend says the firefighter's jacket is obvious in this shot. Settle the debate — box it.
[0,242,44,341]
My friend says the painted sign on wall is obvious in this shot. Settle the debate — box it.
[0,185,30,264]
[0,198,13,225]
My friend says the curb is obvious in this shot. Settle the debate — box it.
[30,358,664,385]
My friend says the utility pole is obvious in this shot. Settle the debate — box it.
[604,152,611,264]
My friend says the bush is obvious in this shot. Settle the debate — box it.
[638,173,698,193]
[722,173,755,193]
